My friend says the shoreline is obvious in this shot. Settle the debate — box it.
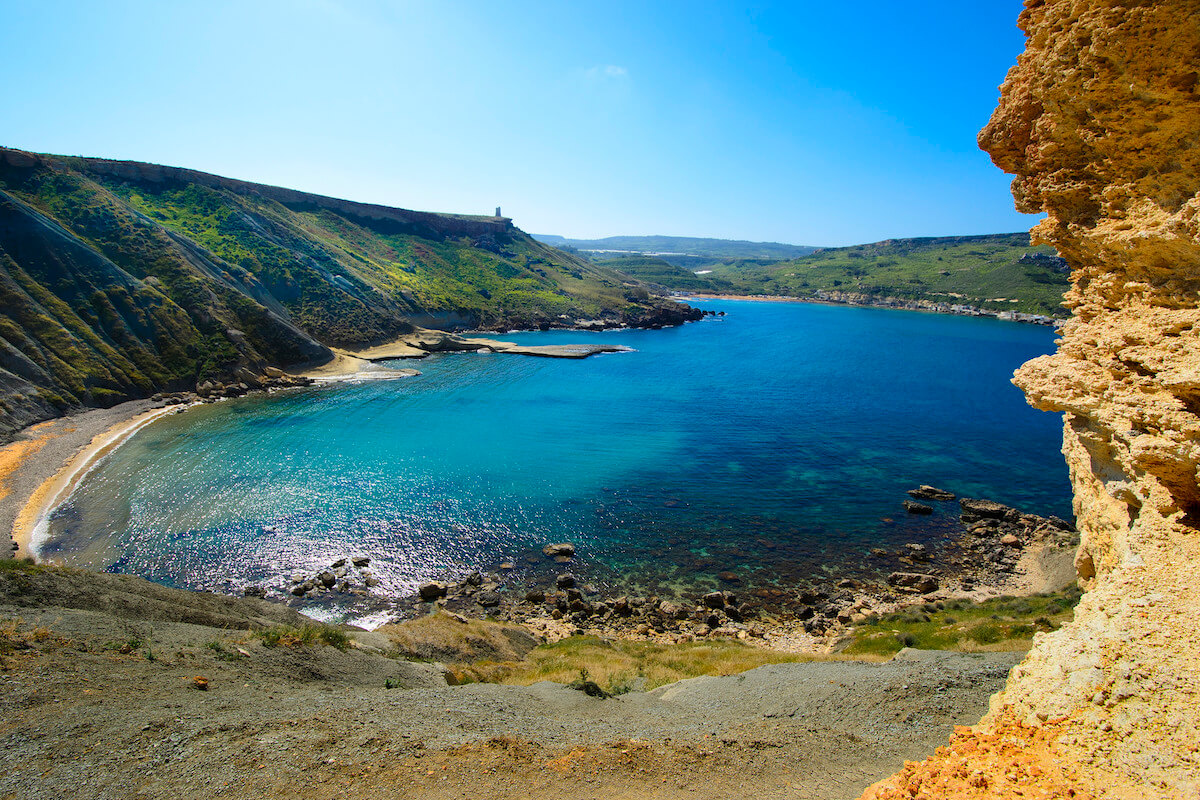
[0,400,184,558]
[0,393,1079,655]
[683,292,1065,325]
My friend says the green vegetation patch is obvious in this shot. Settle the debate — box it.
[592,255,732,293]
[843,584,1083,658]
[454,634,808,692]
[252,624,350,651]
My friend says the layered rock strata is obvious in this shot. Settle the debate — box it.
[864,1,1200,797]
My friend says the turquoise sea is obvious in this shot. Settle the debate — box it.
[41,300,1071,623]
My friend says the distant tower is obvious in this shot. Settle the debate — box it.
[495,206,502,218]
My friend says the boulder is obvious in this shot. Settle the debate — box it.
[524,589,546,604]
[242,585,266,598]
[318,571,337,588]
[476,591,501,607]
[907,485,956,501]
[418,582,448,601]
[887,572,940,593]
[717,571,741,584]
[351,556,370,567]
[555,574,577,589]
[904,543,930,561]
[959,498,1012,520]
[902,500,934,515]
[542,543,575,559]
[1000,533,1022,547]
[703,591,727,609]
[657,601,682,619]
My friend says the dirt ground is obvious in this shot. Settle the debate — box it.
[0,567,1020,800]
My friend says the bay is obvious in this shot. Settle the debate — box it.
[42,299,1071,623]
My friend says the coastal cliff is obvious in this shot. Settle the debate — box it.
[0,149,698,438]
[862,2,1200,797]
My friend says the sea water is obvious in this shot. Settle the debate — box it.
[41,300,1071,622]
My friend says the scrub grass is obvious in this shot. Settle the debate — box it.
[251,624,350,651]
[842,584,1083,658]
[451,635,809,692]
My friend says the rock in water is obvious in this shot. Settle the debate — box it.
[542,543,575,559]
[902,500,934,515]
[907,485,956,501]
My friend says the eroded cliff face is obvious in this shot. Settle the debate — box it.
[863,2,1200,797]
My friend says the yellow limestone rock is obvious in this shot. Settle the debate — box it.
[863,2,1200,797]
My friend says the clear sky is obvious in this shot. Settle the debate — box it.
[0,1,1039,247]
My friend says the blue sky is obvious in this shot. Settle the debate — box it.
[0,1,1038,246]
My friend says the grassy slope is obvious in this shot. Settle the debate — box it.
[713,233,1071,316]
[843,585,1083,658]
[102,181,648,336]
[591,255,733,293]
[0,150,670,436]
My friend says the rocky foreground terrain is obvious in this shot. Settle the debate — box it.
[0,563,1020,800]
[863,2,1200,797]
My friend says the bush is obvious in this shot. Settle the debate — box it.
[968,625,1003,645]
[254,624,350,651]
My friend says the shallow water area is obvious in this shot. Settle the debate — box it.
[42,300,1071,624]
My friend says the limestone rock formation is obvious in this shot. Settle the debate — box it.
[863,2,1200,797]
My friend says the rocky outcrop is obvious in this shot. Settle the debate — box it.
[864,2,1200,798]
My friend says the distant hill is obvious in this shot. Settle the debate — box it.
[0,148,694,436]
[534,234,819,266]
[547,231,1070,317]
[590,255,734,294]
[713,233,1069,316]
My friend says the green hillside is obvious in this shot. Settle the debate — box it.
[591,255,733,293]
[669,234,1069,317]
[0,148,696,437]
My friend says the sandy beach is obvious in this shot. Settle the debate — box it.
[0,400,183,558]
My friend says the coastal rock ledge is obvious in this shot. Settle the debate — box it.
[863,3,1200,798]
